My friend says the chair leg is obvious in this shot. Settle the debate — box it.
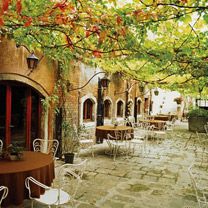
[113,146,119,161]
[91,146,94,157]
[31,200,34,208]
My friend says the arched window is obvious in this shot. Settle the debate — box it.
[104,100,111,118]
[137,100,141,115]
[83,99,93,121]
[144,98,149,113]
[117,101,124,117]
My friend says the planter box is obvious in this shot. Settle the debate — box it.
[188,116,208,133]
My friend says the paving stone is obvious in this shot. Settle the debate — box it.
[21,121,203,208]
[111,194,135,203]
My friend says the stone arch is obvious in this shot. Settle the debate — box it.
[0,73,49,97]
[136,97,142,115]
[80,94,97,126]
[104,96,113,119]
[115,98,125,118]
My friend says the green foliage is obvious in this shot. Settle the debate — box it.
[62,121,86,154]
[1,0,208,95]
[188,108,208,118]
[62,121,79,154]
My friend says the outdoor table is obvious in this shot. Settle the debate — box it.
[0,151,55,207]
[153,116,170,121]
[139,119,166,130]
[95,125,134,143]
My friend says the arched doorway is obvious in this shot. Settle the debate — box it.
[0,81,43,149]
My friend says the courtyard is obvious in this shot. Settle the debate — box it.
[23,120,207,208]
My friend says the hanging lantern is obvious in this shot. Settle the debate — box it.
[100,75,110,89]
[27,52,39,69]
[154,88,159,96]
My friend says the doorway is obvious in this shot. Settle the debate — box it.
[0,81,42,150]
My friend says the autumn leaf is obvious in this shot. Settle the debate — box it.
[92,25,99,33]
[24,17,32,27]
[2,0,11,13]
[86,30,91,38]
[39,16,49,23]
[16,0,22,14]
[180,0,188,3]
[53,2,67,12]
[116,15,122,25]
[120,27,126,37]
[98,31,107,43]
[55,15,65,24]
[0,17,4,26]
[93,50,102,58]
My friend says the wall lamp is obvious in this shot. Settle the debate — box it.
[154,88,159,96]
[26,52,39,69]
[100,74,110,89]
[16,44,43,70]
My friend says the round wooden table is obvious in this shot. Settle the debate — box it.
[0,151,55,207]
[95,125,134,143]
[139,119,166,130]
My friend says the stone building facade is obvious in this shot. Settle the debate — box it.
[0,38,150,150]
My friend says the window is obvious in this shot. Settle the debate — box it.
[144,98,149,113]
[117,101,123,117]
[137,100,141,115]
[83,99,93,121]
[104,100,111,118]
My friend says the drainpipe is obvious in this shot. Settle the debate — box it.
[78,90,81,126]
[97,78,104,126]
[43,107,48,152]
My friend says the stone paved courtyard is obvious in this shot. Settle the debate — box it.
[23,121,208,208]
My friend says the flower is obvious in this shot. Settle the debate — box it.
[174,97,183,104]
[6,143,23,154]
[1,143,24,160]
[111,118,118,127]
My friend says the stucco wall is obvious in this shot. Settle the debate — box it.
[0,37,56,96]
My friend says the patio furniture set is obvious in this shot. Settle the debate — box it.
[0,138,87,208]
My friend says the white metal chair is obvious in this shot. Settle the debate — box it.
[0,186,8,207]
[78,132,94,157]
[25,159,87,208]
[125,131,147,156]
[0,139,3,153]
[33,138,59,159]
[106,131,130,161]
[188,164,208,208]
[153,125,167,144]
[25,176,69,208]
[204,124,208,136]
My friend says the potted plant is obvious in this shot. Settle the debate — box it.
[3,143,24,160]
[174,97,183,105]
[188,108,208,133]
[62,121,80,163]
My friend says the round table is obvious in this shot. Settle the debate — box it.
[139,119,166,130]
[0,151,55,207]
[95,125,134,143]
